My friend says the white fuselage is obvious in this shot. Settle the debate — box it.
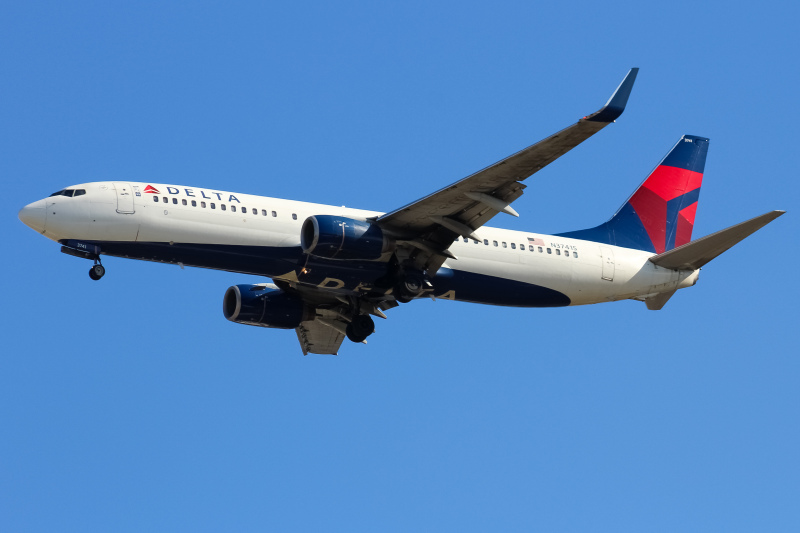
[21,181,699,307]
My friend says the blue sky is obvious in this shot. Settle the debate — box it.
[3,1,798,531]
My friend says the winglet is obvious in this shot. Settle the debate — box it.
[583,68,639,123]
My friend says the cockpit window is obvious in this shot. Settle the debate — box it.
[49,188,86,197]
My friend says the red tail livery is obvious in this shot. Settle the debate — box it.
[558,135,709,253]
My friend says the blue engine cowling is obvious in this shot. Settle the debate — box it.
[301,215,393,260]
[223,284,312,329]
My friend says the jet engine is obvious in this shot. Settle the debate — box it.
[223,284,313,329]
[301,215,393,260]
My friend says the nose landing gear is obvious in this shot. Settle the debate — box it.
[59,242,106,280]
[88,261,105,281]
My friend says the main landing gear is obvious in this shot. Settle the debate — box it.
[88,261,105,281]
[394,270,426,303]
[346,314,375,344]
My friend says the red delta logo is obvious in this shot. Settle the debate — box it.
[143,185,160,194]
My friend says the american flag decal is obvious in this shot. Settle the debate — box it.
[528,237,545,246]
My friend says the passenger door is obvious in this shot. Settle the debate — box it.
[113,182,135,214]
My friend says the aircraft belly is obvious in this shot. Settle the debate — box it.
[83,240,302,276]
[434,256,571,307]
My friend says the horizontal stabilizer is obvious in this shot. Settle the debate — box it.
[649,210,785,270]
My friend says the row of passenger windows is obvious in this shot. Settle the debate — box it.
[152,196,298,220]
[50,189,86,197]
[151,194,573,256]
[460,237,578,258]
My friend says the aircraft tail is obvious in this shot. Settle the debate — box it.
[638,209,784,310]
[558,135,709,253]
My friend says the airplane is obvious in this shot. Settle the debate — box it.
[18,68,785,355]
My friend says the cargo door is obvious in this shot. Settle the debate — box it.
[600,246,615,281]
[113,182,135,214]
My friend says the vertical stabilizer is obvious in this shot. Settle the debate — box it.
[558,135,709,253]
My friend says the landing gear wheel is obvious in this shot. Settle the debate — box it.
[345,323,367,343]
[89,264,105,280]
[395,271,425,303]
[346,314,375,343]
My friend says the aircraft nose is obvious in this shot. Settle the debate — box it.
[18,199,47,233]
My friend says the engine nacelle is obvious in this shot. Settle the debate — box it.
[301,215,393,260]
[223,284,312,329]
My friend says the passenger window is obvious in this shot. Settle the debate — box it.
[252,208,257,215]
[520,243,525,250]
[74,189,86,196]
[556,249,561,255]
[474,240,479,244]
[484,239,489,245]
[211,203,216,209]
[221,204,226,211]
[272,211,277,217]
[511,243,516,249]
[232,205,237,212]
[547,248,552,254]
[201,201,206,208]
[574,252,579,259]
[493,240,498,247]
[262,209,267,216]
[538,246,543,253]
[502,242,507,248]
[565,251,570,257]
[153,196,159,202]
[292,214,298,220]
[529,245,534,251]
[163,197,168,203]
[182,199,187,206]
[191,200,197,207]
[172,198,178,204]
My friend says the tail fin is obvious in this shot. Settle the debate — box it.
[558,135,709,253]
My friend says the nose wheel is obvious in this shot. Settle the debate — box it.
[88,263,105,281]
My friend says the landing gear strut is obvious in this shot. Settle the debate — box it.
[88,261,105,281]
[346,314,375,343]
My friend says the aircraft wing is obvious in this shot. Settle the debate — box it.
[376,68,638,275]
